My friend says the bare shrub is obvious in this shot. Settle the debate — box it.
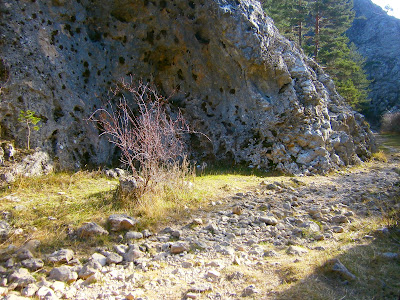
[89,78,192,197]
[380,112,400,134]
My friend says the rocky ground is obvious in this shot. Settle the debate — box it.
[0,142,399,299]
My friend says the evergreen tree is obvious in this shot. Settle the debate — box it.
[262,0,308,47]
[304,0,354,64]
[332,43,370,111]
[262,0,370,111]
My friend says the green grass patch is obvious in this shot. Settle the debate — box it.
[0,166,282,253]
[377,133,400,150]
[0,171,118,251]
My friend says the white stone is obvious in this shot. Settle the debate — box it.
[51,281,65,292]
[91,253,107,266]
[36,286,56,298]
[206,269,220,279]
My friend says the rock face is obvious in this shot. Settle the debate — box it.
[347,0,400,119]
[0,0,374,174]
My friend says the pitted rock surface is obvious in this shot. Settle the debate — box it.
[0,0,374,174]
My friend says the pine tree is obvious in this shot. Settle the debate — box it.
[263,0,370,111]
[332,43,370,111]
[262,0,308,47]
[305,0,354,64]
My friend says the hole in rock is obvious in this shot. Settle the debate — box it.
[195,31,210,44]
[53,106,64,122]
[188,1,195,9]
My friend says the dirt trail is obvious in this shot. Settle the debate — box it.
[67,138,400,300]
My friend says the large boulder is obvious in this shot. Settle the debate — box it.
[2,151,54,183]
[117,176,144,200]
[13,151,54,177]
[108,214,138,232]
[0,0,375,174]
[47,249,74,263]
[21,258,44,271]
[48,266,78,283]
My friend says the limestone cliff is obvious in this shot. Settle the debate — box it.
[0,0,375,174]
[347,0,400,119]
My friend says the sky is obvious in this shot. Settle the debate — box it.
[371,0,400,19]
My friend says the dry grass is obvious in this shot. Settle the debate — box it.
[270,216,400,299]
[0,134,399,299]
[0,171,118,252]
[372,150,388,162]
[0,164,277,254]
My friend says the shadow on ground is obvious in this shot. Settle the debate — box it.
[271,228,400,300]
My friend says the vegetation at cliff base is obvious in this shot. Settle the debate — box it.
[381,112,400,134]
[0,168,268,250]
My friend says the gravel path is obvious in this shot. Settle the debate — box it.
[1,150,399,300]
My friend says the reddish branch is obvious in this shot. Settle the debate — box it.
[89,79,191,190]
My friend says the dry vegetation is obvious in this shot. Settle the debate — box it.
[381,112,400,134]
[0,162,274,253]
[0,134,399,299]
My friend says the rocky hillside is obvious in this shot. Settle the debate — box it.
[0,0,374,174]
[347,0,400,120]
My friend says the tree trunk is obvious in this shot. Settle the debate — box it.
[26,120,31,150]
[298,0,302,47]
[314,11,320,60]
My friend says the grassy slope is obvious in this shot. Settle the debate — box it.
[0,167,277,252]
